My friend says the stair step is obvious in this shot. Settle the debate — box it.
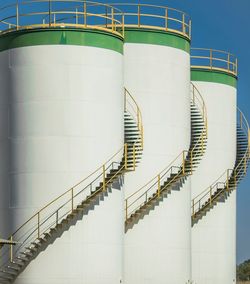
[16,256,29,262]
[25,246,37,253]
[0,269,17,276]
[20,251,33,257]
[8,262,23,268]
[30,242,42,248]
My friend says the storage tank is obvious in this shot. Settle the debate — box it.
[0,1,124,284]
[190,48,237,284]
[112,4,192,284]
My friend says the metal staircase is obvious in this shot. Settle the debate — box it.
[124,88,144,170]
[0,89,143,284]
[125,83,208,231]
[192,108,250,224]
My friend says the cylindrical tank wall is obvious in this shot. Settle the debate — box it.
[191,74,237,284]
[124,30,191,284]
[0,30,124,284]
[0,53,10,237]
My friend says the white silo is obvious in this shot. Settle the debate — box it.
[111,4,192,284]
[191,48,238,284]
[0,1,125,284]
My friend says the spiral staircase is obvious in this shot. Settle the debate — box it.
[191,108,250,224]
[0,89,143,284]
[125,83,208,231]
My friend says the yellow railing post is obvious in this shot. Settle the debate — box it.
[189,19,192,38]
[76,8,78,25]
[10,235,13,263]
[124,143,128,170]
[37,212,40,238]
[102,165,106,191]
[165,8,168,30]
[49,0,52,27]
[133,144,136,171]
[182,151,185,175]
[235,58,238,75]
[138,4,141,27]
[84,2,87,27]
[157,175,161,198]
[227,53,230,71]
[210,49,213,69]
[125,199,128,221]
[182,14,185,34]
[16,2,19,30]
[122,14,125,38]
[111,8,114,32]
[71,188,74,213]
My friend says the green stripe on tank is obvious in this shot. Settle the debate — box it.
[124,28,190,53]
[0,29,123,54]
[191,69,237,88]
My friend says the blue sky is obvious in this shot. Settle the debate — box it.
[1,0,250,264]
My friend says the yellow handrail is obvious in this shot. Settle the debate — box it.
[191,48,238,77]
[192,108,250,218]
[110,3,191,40]
[125,83,208,221]
[0,0,124,37]
[126,150,188,201]
[0,88,144,265]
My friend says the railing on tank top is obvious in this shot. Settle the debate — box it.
[125,82,208,221]
[0,0,124,37]
[0,89,144,267]
[191,108,250,218]
[191,48,238,77]
[110,3,191,40]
